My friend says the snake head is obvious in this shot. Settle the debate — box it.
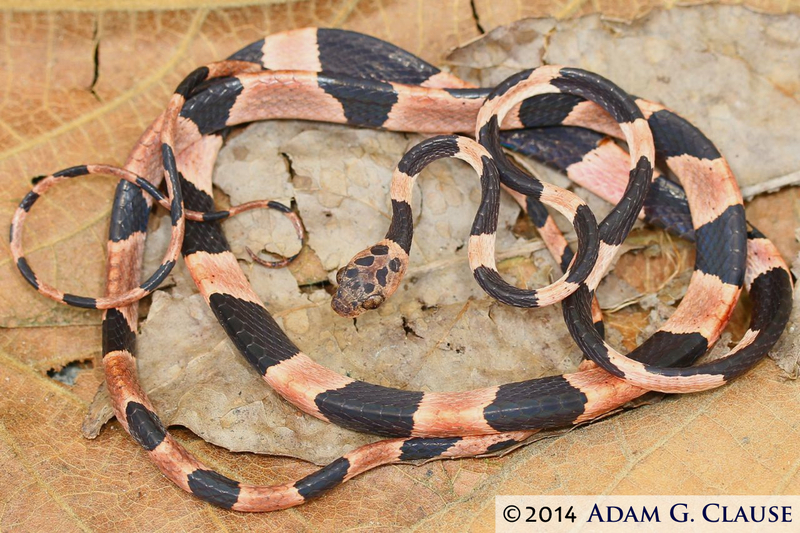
[331,239,408,318]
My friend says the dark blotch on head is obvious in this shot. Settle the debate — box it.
[355,256,375,266]
[371,245,389,255]
[376,267,388,286]
[389,258,402,272]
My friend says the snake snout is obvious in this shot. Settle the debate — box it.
[331,294,363,318]
[331,273,387,317]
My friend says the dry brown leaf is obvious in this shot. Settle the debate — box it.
[1,3,799,531]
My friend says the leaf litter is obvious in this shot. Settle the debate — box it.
[81,6,799,468]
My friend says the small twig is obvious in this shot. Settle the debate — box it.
[741,170,800,200]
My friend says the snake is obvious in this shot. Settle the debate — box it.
[9,28,793,511]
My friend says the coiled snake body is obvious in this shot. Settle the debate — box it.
[10,28,793,511]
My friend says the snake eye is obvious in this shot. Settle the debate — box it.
[362,294,385,310]
[336,267,346,284]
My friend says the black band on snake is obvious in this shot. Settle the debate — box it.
[10,28,792,511]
